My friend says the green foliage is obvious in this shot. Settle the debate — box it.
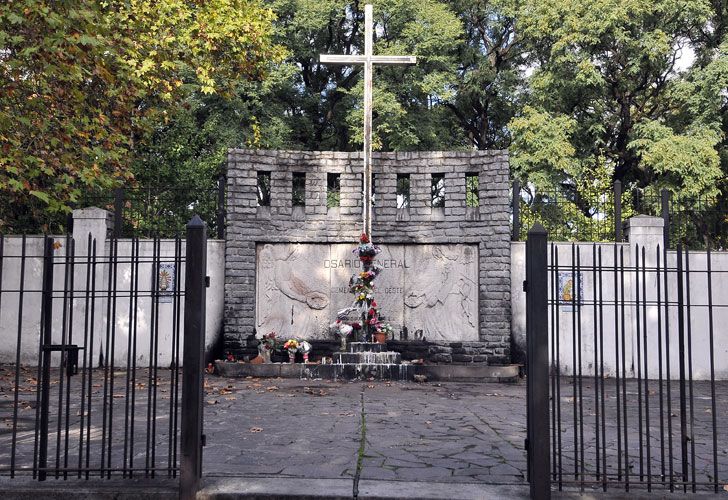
[0,0,281,232]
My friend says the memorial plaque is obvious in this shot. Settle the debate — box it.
[255,243,478,341]
[403,245,478,341]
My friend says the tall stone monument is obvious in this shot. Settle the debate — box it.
[224,4,511,364]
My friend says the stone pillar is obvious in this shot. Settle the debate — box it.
[625,215,664,267]
[72,207,110,252]
[72,207,110,365]
[625,214,664,379]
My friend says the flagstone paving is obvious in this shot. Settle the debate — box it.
[202,377,528,485]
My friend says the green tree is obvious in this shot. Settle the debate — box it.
[0,0,282,232]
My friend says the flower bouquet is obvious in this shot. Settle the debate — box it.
[258,332,278,363]
[283,339,300,363]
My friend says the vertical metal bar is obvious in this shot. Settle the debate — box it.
[146,236,160,476]
[661,190,670,250]
[100,236,113,477]
[85,239,98,478]
[216,175,226,240]
[676,244,688,491]
[9,234,24,477]
[168,235,181,477]
[106,237,119,479]
[635,245,644,482]
[123,238,137,477]
[55,235,71,478]
[77,234,92,478]
[571,244,578,482]
[172,236,183,476]
[38,237,55,481]
[664,243,674,491]
[592,245,601,482]
[597,246,606,491]
[526,224,550,499]
[151,238,162,477]
[576,247,585,490]
[63,237,76,478]
[684,249,696,492]
[180,216,207,500]
[706,247,718,493]
[642,246,651,491]
[549,244,555,482]
[656,246,665,484]
[620,246,629,491]
[512,181,521,242]
[614,180,622,242]
[613,244,622,482]
[129,237,140,477]
[114,188,124,238]
[555,247,563,490]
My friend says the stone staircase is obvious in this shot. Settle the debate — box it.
[307,342,413,381]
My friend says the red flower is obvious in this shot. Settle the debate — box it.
[371,300,377,308]
[360,233,370,243]
[226,353,235,362]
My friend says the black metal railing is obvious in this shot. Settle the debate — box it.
[0,232,189,480]
[513,181,728,250]
[525,226,725,494]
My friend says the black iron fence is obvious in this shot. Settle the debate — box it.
[513,181,728,250]
[525,226,726,496]
[0,220,208,496]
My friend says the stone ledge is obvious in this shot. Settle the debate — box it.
[214,361,520,383]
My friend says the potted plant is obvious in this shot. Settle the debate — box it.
[373,323,393,344]
[283,339,300,363]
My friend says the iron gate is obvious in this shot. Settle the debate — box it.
[0,218,207,495]
[526,225,726,497]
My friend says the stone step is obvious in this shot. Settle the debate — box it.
[334,351,401,365]
[348,342,386,353]
[214,360,521,383]
[304,363,415,381]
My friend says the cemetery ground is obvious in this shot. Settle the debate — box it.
[1,365,727,498]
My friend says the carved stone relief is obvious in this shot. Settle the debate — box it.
[255,243,478,341]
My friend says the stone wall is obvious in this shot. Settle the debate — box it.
[224,149,511,364]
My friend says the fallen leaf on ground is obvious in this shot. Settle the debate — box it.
[249,427,263,433]
[207,399,218,405]
[266,386,279,391]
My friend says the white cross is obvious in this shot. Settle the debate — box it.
[320,4,416,239]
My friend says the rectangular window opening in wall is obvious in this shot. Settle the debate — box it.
[257,171,271,207]
[327,173,341,208]
[466,173,479,207]
[431,173,445,208]
[397,174,410,209]
[292,172,306,206]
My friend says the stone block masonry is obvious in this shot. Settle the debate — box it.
[225,149,511,364]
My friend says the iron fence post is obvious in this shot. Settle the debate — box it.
[180,216,207,499]
[526,224,550,499]
[661,189,670,249]
[216,175,226,240]
[113,188,124,238]
[37,237,55,481]
[614,180,622,242]
[513,180,521,241]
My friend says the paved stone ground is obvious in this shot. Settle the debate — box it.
[202,377,527,485]
[1,364,727,496]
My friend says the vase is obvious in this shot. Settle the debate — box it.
[258,348,271,364]
[288,350,296,363]
[340,336,347,352]
[373,332,387,344]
